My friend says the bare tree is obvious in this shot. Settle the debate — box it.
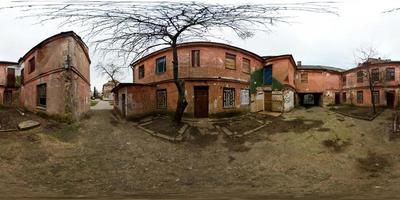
[354,47,380,113]
[5,1,337,123]
[95,62,124,88]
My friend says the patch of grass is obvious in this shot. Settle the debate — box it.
[47,123,80,142]
[91,100,99,107]
[357,151,391,176]
[322,135,351,152]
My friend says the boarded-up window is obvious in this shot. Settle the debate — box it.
[342,92,346,102]
[155,56,166,74]
[357,91,363,104]
[29,57,35,73]
[138,65,145,79]
[156,89,167,109]
[37,84,46,107]
[191,50,200,67]
[240,89,250,105]
[7,68,15,87]
[300,73,308,83]
[242,58,250,73]
[386,68,395,81]
[373,91,380,104]
[223,88,235,108]
[225,53,236,70]
[357,71,364,83]
[342,75,346,85]
[371,68,379,82]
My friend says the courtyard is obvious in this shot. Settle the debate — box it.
[0,106,399,199]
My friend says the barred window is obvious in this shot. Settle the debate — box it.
[386,68,395,81]
[357,91,363,104]
[242,58,250,73]
[225,53,236,70]
[357,71,364,83]
[156,89,167,109]
[37,84,46,107]
[223,88,235,108]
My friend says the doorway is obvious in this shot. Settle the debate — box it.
[386,91,395,108]
[4,90,12,106]
[335,92,340,104]
[194,86,209,118]
[121,94,126,117]
[264,91,272,111]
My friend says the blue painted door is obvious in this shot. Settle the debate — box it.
[263,66,272,85]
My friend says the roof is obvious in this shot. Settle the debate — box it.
[263,54,297,68]
[0,61,18,65]
[297,65,344,73]
[130,41,263,67]
[111,83,154,93]
[19,31,91,64]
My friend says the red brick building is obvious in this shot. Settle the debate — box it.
[18,31,91,120]
[112,42,400,119]
[341,58,400,108]
[112,42,297,118]
[0,61,20,106]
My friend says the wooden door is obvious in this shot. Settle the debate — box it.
[386,91,394,108]
[335,92,340,104]
[121,94,126,117]
[264,91,272,111]
[194,86,209,118]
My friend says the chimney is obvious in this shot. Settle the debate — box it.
[297,61,302,67]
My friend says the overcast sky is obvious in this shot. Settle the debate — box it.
[1,0,400,90]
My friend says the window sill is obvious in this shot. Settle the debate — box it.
[225,67,237,71]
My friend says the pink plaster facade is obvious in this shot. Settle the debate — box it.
[19,31,91,120]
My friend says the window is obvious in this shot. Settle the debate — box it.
[357,91,363,104]
[242,58,251,73]
[21,68,24,85]
[225,53,236,70]
[371,68,379,82]
[223,88,235,108]
[156,89,167,109]
[37,84,47,107]
[342,75,346,85]
[155,56,166,74]
[386,68,395,81]
[357,71,364,83]
[115,92,119,106]
[373,91,380,104]
[29,57,35,73]
[191,50,200,67]
[342,92,346,102]
[240,89,250,105]
[300,73,308,83]
[138,65,145,79]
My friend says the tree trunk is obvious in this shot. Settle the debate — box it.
[171,42,188,123]
[369,81,376,114]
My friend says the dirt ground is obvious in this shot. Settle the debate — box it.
[0,107,399,199]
